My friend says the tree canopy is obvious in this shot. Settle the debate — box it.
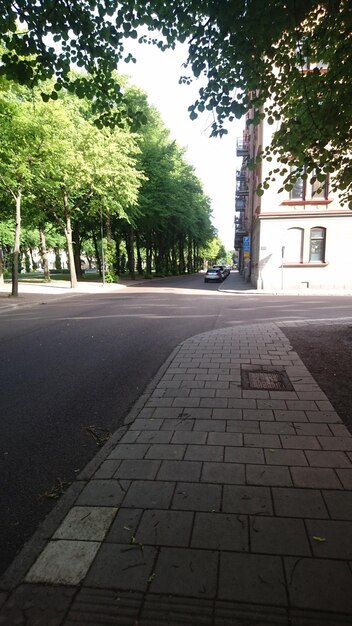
[1,1,350,202]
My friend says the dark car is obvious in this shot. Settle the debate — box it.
[204,268,223,283]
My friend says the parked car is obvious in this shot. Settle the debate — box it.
[204,268,223,283]
[213,264,228,279]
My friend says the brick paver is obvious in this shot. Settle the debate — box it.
[2,322,352,625]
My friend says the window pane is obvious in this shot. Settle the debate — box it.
[312,177,327,199]
[310,228,325,261]
[285,228,303,262]
[290,166,305,199]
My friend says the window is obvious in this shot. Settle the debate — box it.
[285,228,303,262]
[289,166,328,201]
[311,174,328,199]
[290,167,305,200]
[310,227,326,262]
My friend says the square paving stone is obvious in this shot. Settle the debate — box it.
[244,434,281,448]
[291,467,341,489]
[122,481,175,509]
[160,418,195,431]
[135,431,173,444]
[105,508,143,543]
[129,418,163,431]
[306,411,341,423]
[207,432,242,446]
[135,510,193,547]
[171,431,207,444]
[26,540,100,585]
[184,444,224,462]
[264,449,308,466]
[260,422,296,435]
[246,465,292,487]
[53,506,117,541]
[250,516,311,556]
[172,482,221,512]
[274,410,307,422]
[145,444,186,460]
[150,547,218,598]
[223,485,273,515]
[191,512,248,551]
[226,421,260,434]
[306,519,352,559]
[108,444,149,460]
[193,419,226,432]
[272,488,328,518]
[318,436,352,451]
[201,462,245,484]
[219,552,287,605]
[225,446,265,464]
[294,423,332,436]
[305,450,351,468]
[336,468,352,488]
[84,543,156,591]
[76,480,127,507]
[285,557,352,613]
[114,459,161,480]
[156,460,202,482]
[323,490,352,520]
[243,410,275,422]
[94,460,121,479]
[281,435,320,450]
[212,408,243,420]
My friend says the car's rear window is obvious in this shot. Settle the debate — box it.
[207,269,218,273]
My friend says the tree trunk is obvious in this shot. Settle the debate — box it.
[73,221,82,279]
[178,237,185,275]
[11,187,22,297]
[39,228,50,281]
[136,234,143,275]
[92,230,102,277]
[0,249,4,286]
[61,187,77,288]
[146,234,152,274]
[128,226,135,279]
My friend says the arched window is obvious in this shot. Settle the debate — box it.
[284,228,303,262]
[310,227,326,262]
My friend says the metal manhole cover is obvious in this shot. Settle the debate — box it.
[241,367,293,391]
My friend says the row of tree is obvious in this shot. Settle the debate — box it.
[1,2,350,206]
[0,75,220,295]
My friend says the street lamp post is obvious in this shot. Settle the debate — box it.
[281,246,285,290]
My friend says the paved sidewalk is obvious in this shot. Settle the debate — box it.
[1,323,352,625]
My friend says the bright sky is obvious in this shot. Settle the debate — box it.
[119,39,243,251]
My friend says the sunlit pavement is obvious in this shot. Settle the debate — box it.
[1,321,352,624]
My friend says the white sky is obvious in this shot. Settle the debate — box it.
[119,39,243,250]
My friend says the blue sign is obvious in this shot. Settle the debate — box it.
[243,236,250,252]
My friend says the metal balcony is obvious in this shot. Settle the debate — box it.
[235,198,245,212]
[234,234,244,248]
[236,138,249,156]
[236,169,247,181]
[236,185,249,196]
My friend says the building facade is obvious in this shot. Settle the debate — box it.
[235,113,352,291]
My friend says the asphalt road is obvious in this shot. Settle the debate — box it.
[1,271,352,575]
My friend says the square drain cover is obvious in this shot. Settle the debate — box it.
[241,367,293,391]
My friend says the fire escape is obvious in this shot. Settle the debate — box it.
[234,138,249,252]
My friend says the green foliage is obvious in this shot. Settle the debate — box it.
[1,2,350,200]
